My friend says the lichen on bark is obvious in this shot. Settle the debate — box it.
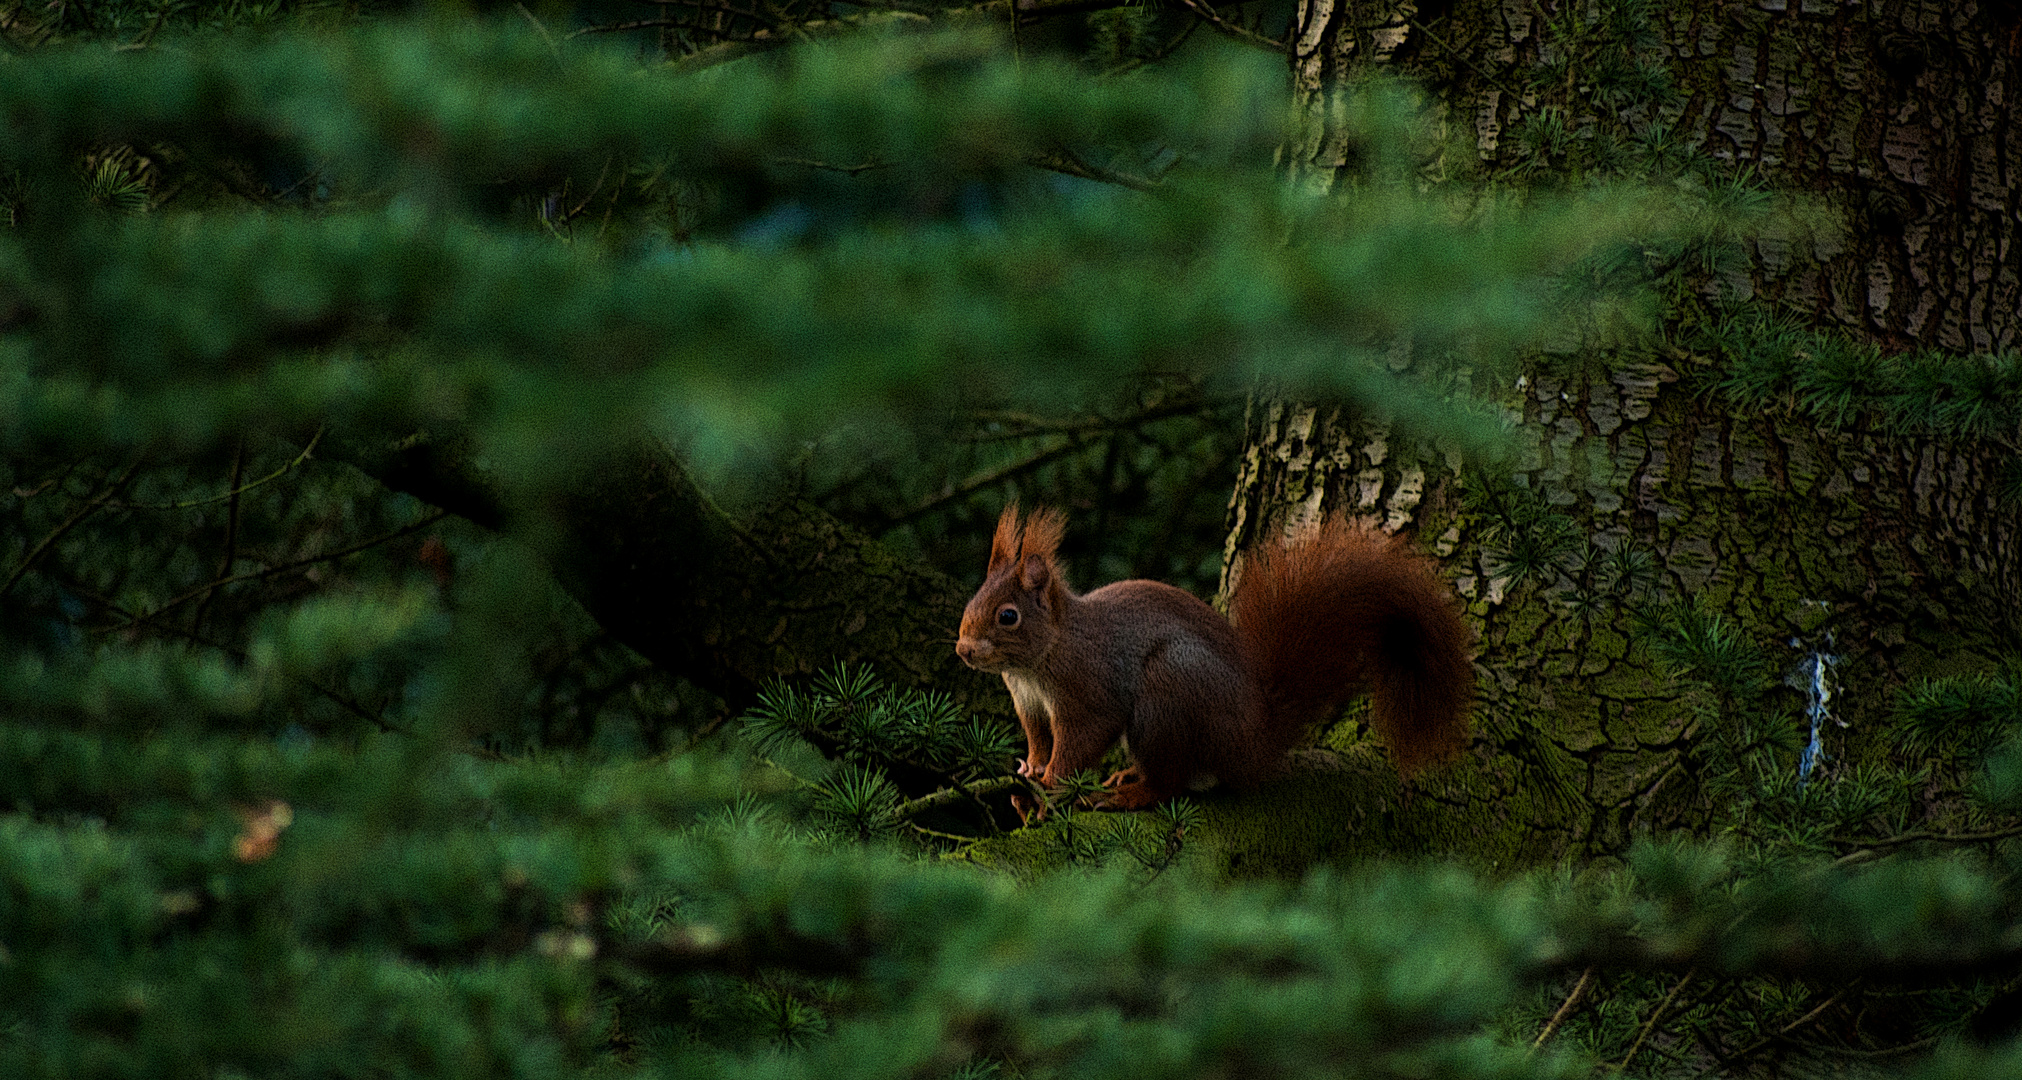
[1153,0,2022,876]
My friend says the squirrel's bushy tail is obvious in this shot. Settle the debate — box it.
[1230,517,1474,777]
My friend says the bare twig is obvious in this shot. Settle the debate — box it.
[516,2,565,64]
[1029,147,1158,192]
[668,2,951,66]
[568,17,687,37]
[681,709,738,752]
[966,394,1220,441]
[631,0,779,26]
[886,394,1221,527]
[66,583,405,734]
[190,441,247,637]
[1615,967,1695,1072]
[563,157,616,224]
[885,435,1088,528]
[124,509,452,628]
[910,821,987,843]
[775,157,892,176]
[120,428,322,511]
[1116,17,1197,73]
[1835,822,2022,861]
[894,774,1027,820]
[1,455,145,600]
[1697,987,1849,1077]
[1407,18,1522,103]
[1533,966,1596,1050]
[1790,1035,1937,1059]
[1172,0,1287,53]
[569,11,781,39]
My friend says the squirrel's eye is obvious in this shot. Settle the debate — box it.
[997,606,1020,627]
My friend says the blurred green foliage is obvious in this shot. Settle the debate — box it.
[0,4,2019,1078]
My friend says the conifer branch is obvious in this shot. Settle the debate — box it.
[1614,967,1693,1072]
[127,509,452,626]
[1698,986,1850,1078]
[1532,965,1595,1050]
[1028,147,1158,192]
[893,774,1027,819]
[1833,822,2022,857]
[1406,18,1522,103]
[118,428,323,511]
[670,7,966,72]
[514,2,564,63]
[63,583,407,734]
[775,157,892,176]
[189,441,247,637]
[909,821,985,842]
[883,434,1089,528]
[1172,0,1286,53]
[0,455,145,600]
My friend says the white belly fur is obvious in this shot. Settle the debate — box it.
[1003,672,1055,724]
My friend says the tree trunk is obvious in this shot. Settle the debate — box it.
[1226,0,2022,863]
[1291,1,2021,348]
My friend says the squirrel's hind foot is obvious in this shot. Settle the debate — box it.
[1093,777,1163,811]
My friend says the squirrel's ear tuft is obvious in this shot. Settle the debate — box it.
[1018,507,1066,562]
[988,502,1023,571]
[1019,553,1051,592]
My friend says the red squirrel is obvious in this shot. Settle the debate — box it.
[954,504,1473,812]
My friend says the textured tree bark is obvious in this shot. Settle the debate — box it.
[1293,0,2021,346]
[1229,374,2020,859]
[1229,0,2022,863]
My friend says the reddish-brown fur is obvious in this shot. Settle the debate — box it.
[954,504,1474,813]
[1231,517,1475,778]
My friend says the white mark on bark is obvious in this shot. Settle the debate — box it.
[1372,12,1411,62]
[1362,424,1390,468]
[1882,114,1931,186]
[1913,446,1936,517]
[1279,405,1318,471]
[1354,467,1385,508]
[1867,259,1894,319]
[1476,89,1503,156]
[1385,465,1424,531]
[1295,482,1327,533]
[1906,290,1937,339]
[1295,0,1334,59]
